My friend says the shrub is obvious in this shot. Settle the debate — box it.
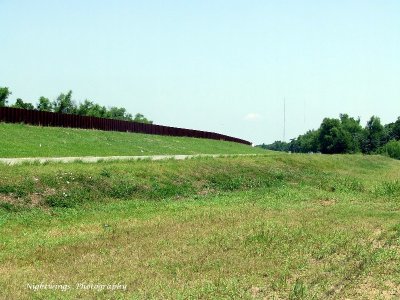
[109,180,138,199]
[45,190,91,208]
[0,202,19,212]
[375,180,400,197]
[380,140,400,160]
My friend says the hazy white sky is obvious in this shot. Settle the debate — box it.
[1,1,399,144]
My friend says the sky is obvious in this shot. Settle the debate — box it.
[1,1,399,144]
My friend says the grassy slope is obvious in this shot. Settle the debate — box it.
[0,153,400,299]
[0,123,262,157]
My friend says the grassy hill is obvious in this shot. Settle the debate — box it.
[1,153,400,298]
[0,123,262,157]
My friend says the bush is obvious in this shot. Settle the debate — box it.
[109,180,138,199]
[45,190,92,208]
[0,202,19,212]
[374,180,400,198]
[380,140,400,160]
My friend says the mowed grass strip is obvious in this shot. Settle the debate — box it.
[0,154,399,299]
[0,123,262,158]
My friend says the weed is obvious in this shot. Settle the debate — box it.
[289,280,307,300]
[375,180,400,197]
[109,180,139,199]
[0,151,400,298]
[0,185,16,194]
[45,189,92,208]
[100,168,112,178]
[0,202,19,212]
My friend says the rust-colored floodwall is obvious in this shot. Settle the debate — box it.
[0,107,251,145]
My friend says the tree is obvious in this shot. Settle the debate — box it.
[133,113,153,124]
[77,100,95,116]
[259,141,289,152]
[37,96,52,111]
[389,117,400,141]
[293,130,320,153]
[379,140,400,160]
[0,87,11,107]
[88,104,107,118]
[52,90,77,114]
[11,98,35,110]
[339,114,364,153]
[106,107,130,120]
[385,123,395,141]
[362,116,386,153]
[77,100,109,118]
[2,87,151,124]
[318,118,352,154]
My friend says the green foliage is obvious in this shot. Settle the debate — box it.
[77,100,107,118]
[328,176,365,193]
[374,180,400,198]
[318,118,352,154]
[108,180,139,199]
[385,117,400,141]
[76,99,94,116]
[339,114,364,152]
[0,86,12,107]
[0,185,17,194]
[134,113,153,124]
[0,154,400,298]
[379,140,400,160]
[52,90,76,114]
[207,174,245,191]
[0,155,291,209]
[45,190,91,208]
[289,280,307,300]
[260,113,399,155]
[149,180,194,199]
[1,88,153,123]
[106,106,133,121]
[259,140,289,152]
[290,130,319,153]
[362,116,386,154]
[86,102,108,118]
[393,118,400,140]
[11,98,35,110]
[0,202,19,212]
[0,183,30,198]
[36,96,52,111]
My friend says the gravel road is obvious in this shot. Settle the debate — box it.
[0,154,259,166]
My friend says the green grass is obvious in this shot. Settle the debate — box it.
[0,123,262,158]
[1,153,400,299]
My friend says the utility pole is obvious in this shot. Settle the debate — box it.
[283,97,286,142]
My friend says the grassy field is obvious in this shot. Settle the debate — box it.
[0,123,262,158]
[1,153,400,299]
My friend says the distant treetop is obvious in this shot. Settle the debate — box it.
[0,87,152,124]
[258,113,400,157]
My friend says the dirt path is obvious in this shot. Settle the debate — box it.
[0,154,260,166]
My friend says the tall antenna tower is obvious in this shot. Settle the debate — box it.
[283,97,286,141]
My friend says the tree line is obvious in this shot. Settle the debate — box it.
[0,86,152,124]
[259,113,400,160]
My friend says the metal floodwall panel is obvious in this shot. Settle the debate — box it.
[0,107,252,145]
